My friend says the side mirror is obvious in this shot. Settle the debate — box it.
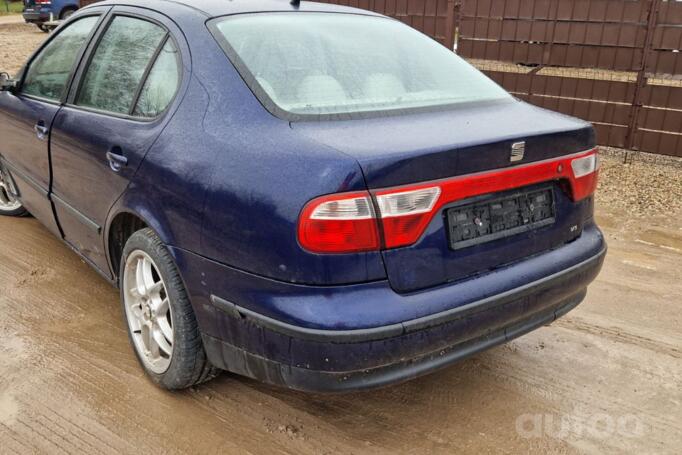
[0,72,17,92]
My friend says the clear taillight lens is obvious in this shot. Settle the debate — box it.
[570,150,600,201]
[310,195,374,220]
[571,153,599,178]
[375,187,441,218]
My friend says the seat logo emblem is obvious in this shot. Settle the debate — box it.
[511,142,525,162]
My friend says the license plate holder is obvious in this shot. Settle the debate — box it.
[446,186,556,250]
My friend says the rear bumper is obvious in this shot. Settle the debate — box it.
[183,229,606,392]
[203,287,588,392]
[23,10,50,23]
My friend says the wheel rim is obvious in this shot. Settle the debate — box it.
[123,250,174,374]
[0,171,22,212]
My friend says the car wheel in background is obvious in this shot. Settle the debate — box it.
[60,8,77,20]
[0,168,28,217]
[120,228,219,389]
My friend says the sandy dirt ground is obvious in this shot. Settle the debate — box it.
[0,16,26,26]
[1,22,682,455]
[0,22,45,76]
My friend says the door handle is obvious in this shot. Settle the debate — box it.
[106,150,128,172]
[34,122,48,141]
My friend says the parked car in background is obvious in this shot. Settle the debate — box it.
[23,0,80,32]
[0,0,606,392]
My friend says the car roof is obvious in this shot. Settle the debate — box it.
[89,0,382,18]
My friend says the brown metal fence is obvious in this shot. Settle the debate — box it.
[317,0,682,157]
[316,0,457,48]
[458,0,682,158]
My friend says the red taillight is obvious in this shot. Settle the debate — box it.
[298,191,380,254]
[298,148,599,254]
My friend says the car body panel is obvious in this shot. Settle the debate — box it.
[105,71,217,260]
[291,101,594,189]
[50,107,167,274]
[174,222,604,333]
[198,129,389,285]
[0,94,61,235]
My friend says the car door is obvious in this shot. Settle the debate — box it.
[50,7,183,276]
[0,12,104,236]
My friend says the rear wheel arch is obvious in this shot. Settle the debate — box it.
[106,205,181,284]
[105,187,186,282]
[107,211,149,284]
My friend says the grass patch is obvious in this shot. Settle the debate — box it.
[0,1,24,15]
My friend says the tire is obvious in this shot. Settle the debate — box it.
[0,168,28,217]
[37,24,49,33]
[60,8,76,20]
[120,228,219,389]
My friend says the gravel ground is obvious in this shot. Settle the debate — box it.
[597,149,682,218]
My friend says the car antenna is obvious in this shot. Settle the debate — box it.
[290,0,301,8]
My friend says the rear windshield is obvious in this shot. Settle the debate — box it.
[210,13,512,120]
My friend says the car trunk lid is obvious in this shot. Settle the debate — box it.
[292,100,597,292]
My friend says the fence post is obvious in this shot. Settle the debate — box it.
[542,0,561,68]
[626,0,662,160]
[445,0,458,51]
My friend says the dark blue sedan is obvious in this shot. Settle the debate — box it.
[0,0,606,392]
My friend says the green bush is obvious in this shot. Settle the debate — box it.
[1,1,24,15]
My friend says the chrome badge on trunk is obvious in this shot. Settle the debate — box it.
[511,141,525,162]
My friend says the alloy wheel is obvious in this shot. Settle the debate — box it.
[123,250,174,374]
[0,171,22,212]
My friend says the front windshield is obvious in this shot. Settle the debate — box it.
[211,13,512,119]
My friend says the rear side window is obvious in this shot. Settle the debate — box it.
[133,39,181,118]
[76,16,169,115]
[22,16,99,101]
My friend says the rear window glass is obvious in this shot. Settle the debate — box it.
[211,13,511,119]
